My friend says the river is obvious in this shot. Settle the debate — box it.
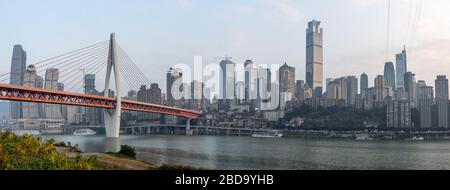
[42,135,450,170]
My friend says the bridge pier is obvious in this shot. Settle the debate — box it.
[104,33,121,138]
[186,119,191,136]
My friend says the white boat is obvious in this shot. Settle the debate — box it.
[13,130,41,136]
[356,134,373,141]
[406,136,425,141]
[73,129,96,136]
[252,131,283,138]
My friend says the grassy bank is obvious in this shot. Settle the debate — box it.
[0,132,200,170]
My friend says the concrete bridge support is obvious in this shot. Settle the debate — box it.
[104,33,121,138]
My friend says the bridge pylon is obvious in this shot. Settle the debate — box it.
[104,33,121,138]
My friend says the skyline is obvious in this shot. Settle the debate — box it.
[2,0,450,93]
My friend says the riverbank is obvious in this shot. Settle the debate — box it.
[282,130,450,141]
[55,146,200,170]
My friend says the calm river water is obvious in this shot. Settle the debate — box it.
[42,135,450,170]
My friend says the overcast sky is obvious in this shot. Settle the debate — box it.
[1,0,449,94]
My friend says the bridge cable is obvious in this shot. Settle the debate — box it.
[118,52,141,91]
[64,55,108,91]
[117,47,150,87]
[0,43,109,82]
[0,41,108,79]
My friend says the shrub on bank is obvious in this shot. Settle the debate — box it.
[118,145,137,159]
[0,132,95,170]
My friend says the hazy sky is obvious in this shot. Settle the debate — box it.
[1,0,450,94]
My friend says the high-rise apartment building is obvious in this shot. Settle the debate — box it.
[435,75,449,128]
[22,65,39,119]
[44,68,62,119]
[418,86,434,128]
[360,73,368,97]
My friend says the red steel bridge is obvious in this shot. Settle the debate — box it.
[0,33,201,138]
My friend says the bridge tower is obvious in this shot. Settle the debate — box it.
[104,33,122,138]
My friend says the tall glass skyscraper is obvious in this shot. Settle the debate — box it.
[9,45,27,119]
[219,58,236,100]
[396,47,407,89]
[384,62,396,90]
[306,20,323,97]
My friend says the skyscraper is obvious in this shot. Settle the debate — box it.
[418,86,434,128]
[220,58,236,100]
[360,73,368,96]
[9,45,27,119]
[435,75,449,128]
[44,68,62,119]
[190,80,204,111]
[306,20,323,97]
[396,47,407,90]
[296,80,305,100]
[404,72,417,107]
[346,76,358,106]
[166,68,183,107]
[384,62,396,90]
[257,67,272,110]
[84,74,96,93]
[149,83,162,120]
[374,75,385,102]
[279,63,296,95]
[22,65,39,119]
[244,60,258,101]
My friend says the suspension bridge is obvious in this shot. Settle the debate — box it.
[0,33,201,138]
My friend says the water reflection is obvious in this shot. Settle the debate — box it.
[103,137,121,153]
[42,135,450,170]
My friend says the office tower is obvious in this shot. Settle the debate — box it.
[219,58,236,100]
[166,68,183,124]
[84,74,96,93]
[9,45,27,119]
[236,81,245,104]
[166,68,183,107]
[387,100,412,128]
[279,63,296,95]
[257,67,272,109]
[435,75,449,128]
[404,72,417,107]
[360,73,368,96]
[35,75,44,118]
[374,75,385,102]
[418,86,434,128]
[190,81,204,111]
[296,80,305,100]
[137,85,149,121]
[244,60,258,101]
[57,82,68,122]
[396,47,407,89]
[44,68,62,119]
[346,76,358,106]
[416,80,426,101]
[149,83,162,120]
[22,65,39,119]
[384,62,396,90]
[306,20,323,97]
